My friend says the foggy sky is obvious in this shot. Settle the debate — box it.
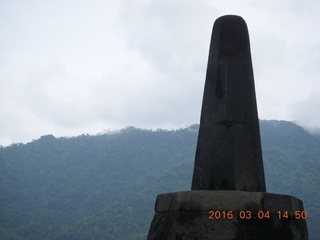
[1,0,320,146]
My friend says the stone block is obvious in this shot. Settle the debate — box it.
[147,191,308,240]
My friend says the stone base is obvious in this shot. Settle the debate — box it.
[147,191,308,240]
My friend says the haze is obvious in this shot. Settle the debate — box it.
[1,0,319,146]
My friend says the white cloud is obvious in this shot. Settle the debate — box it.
[1,0,320,145]
[289,92,320,132]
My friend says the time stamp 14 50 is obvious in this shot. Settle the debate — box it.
[208,210,308,220]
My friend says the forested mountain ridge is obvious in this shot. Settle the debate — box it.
[0,120,319,240]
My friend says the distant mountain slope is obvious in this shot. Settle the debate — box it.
[0,121,319,240]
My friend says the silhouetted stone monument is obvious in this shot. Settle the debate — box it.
[191,15,265,192]
[147,15,308,240]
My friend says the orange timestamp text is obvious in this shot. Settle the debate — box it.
[208,210,308,220]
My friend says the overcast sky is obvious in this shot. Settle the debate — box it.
[1,0,319,146]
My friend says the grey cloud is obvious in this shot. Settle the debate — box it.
[1,0,320,145]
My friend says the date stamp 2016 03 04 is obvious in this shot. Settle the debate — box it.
[208,210,308,220]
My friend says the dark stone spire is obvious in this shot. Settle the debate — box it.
[191,15,266,192]
[147,15,308,240]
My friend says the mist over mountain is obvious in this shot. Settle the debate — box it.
[0,120,319,240]
[308,129,320,141]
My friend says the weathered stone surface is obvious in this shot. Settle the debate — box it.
[147,191,308,240]
[191,15,266,192]
[147,15,308,240]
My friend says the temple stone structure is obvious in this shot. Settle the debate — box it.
[147,15,308,240]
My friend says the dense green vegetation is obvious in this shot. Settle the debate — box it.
[0,120,319,240]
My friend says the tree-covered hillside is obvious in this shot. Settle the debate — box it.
[0,120,319,240]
